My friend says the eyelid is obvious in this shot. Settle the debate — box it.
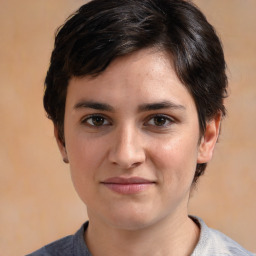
[80,113,175,128]
[81,114,112,126]
[144,114,175,127]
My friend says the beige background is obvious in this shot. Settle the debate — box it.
[0,0,255,255]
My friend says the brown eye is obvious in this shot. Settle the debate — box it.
[146,115,173,127]
[85,115,109,126]
[92,116,105,126]
[153,116,167,126]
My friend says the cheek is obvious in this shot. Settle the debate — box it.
[66,138,106,206]
[149,136,199,183]
[66,136,105,187]
[67,130,106,167]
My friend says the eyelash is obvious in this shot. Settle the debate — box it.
[81,114,111,127]
[81,114,174,128]
[145,114,174,128]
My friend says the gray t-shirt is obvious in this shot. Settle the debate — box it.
[26,217,254,256]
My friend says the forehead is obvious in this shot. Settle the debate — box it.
[67,48,195,111]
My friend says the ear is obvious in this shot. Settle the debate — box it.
[197,113,222,164]
[54,125,69,164]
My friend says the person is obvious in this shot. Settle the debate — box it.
[27,0,254,255]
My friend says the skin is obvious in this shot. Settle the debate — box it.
[55,48,221,256]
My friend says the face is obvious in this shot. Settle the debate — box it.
[56,48,220,230]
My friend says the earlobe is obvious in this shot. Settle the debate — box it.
[54,126,69,164]
[197,113,222,164]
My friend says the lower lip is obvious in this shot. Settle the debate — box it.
[102,183,154,194]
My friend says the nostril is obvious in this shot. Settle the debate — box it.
[131,162,141,168]
[107,132,146,168]
[111,160,142,169]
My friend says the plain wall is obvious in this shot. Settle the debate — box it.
[0,1,255,255]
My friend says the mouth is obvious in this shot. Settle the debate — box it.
[101,177,156,194]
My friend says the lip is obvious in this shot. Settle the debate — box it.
[101,177,155,194]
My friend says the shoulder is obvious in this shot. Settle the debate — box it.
[26,235,74,256]
[191,216,255,256]
[26,222,91,256]
[206,227,254,256]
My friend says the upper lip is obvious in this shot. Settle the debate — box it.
[101,177,155,184]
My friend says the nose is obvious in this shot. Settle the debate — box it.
[108,125,146,169]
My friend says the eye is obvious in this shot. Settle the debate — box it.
[146,115,173,127]
[82,115,110,127]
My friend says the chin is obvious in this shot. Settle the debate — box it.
[104,208,162,231]
[110,218,155,231]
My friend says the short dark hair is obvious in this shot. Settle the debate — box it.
[44,0,228,183]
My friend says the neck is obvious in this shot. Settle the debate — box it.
[84,213,200,256]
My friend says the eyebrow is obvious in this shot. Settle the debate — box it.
[73,100,185,112]
[137,101,186,112]
[74,101,114,112]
